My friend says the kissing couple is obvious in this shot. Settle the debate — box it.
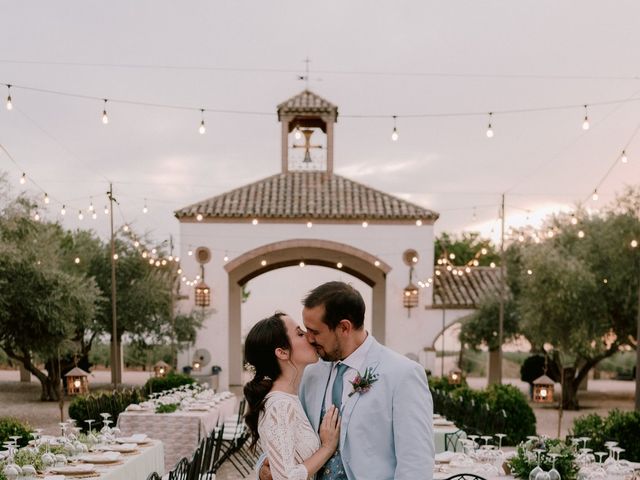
[243,281,435,480]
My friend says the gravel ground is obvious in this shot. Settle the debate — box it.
[0,369,635,480]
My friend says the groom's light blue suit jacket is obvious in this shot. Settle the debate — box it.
[298,337,435,480]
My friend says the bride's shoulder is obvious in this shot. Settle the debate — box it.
[264,390,299,404]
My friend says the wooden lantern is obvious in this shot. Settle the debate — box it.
[448,368,463,385]
[153,360,170,378]
[195,281,211,307]
[533,374,555,403]
[65,367,89,395]
[403,283,419,309]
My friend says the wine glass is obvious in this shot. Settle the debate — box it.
[481,435,493,447]
[529,449,545,480]
[495,433,507,451]
[41,440,56,468]
[548,453,561,480]
[21,464,37,480]
[603,441,617,467]
[468,435,479,450]
[536,469,551,480]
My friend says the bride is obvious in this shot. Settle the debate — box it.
[243,312,341,480]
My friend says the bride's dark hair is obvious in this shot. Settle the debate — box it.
[243,312,291,450]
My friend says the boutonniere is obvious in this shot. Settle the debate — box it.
[348,367,379,397]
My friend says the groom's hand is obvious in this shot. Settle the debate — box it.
[259,458,272,480]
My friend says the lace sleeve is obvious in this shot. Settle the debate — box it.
[260,398,309,480]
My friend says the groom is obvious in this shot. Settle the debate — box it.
[259,281,434,480]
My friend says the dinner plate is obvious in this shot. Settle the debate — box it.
[50,464,96,474]
[79,451,122,463]
[97,443,138,453]
[116,433,148,444]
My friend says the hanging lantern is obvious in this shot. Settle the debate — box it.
[448,368,463,385]
[533,374,555,403]
[195,281,211,307]
[153,360,171,378]
[65,367,90,395]
[403,283,419,309]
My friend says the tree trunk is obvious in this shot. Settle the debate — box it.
[487,348,502,385]
[5,347,61,401]
[562,366,580,410]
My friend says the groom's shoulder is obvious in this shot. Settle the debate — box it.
[375,341,424,375]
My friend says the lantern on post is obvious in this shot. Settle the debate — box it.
[153,360,171,378]
[65,367,90,395]
[448,368,463,385]
[402,249,420,314]
[533,374,555,403]
[194,247,211,307]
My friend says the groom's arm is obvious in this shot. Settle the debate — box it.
[392,362,435,480]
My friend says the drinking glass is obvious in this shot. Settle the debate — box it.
[529,449,545,480]
[548,453,561,480]
[495,433,507,451]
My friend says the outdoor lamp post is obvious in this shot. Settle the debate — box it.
[532,374,555,403]
[153,360,170,378]
[65,367,90,395]
[448,368,462,385]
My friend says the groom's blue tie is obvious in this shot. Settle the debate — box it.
[318,362,349,480]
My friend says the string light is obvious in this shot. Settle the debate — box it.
[261,259,267,266]
[631,239,638,248]
[198,109,206,135]
[88,201,94,212]
[60,205,66,216]
[306,221,313,228]
[486,112,494,138]
[92,212,97,220]
[142,200,148,214]
[570,214,578,225]
[113,254,119,260]
[578,230,585,238]
[592,189,599,201]
[299,261,305,267]
[416,219,423,226]
[123,224,129,232]
[362,220,368,228]
[252,218,258,225]
[44,193,50,204]
[104,206,109,215]
[294,126,302,140]
[5,85,12,110]
[582,105,590,130]
[102,99,109,124]
[621,150,628,164]
[223,254,229,262]
[391,116,399,142]
[19,173,26,185]
[134,240,140,247]
[196,213,203,221]
[33,212,40,222]
[337,262,343,269]
[188,248,193,256]
[78,210,83,220]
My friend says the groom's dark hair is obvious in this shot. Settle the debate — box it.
[303,281,365,330]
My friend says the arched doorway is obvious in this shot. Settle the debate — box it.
[224,238,390,386]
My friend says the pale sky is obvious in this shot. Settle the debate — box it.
[2,1,640,247]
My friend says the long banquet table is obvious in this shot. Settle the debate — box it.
[117,395,237,471]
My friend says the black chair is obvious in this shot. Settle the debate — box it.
[146,473,161,480]
[168,457,190,480]
[443,474,487,480]
[203,425,226,479]
[445,429,467,452]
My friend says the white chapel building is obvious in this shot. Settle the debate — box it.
[174,90,487,389]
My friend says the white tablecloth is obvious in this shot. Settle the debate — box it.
[117,396,237,472]
[44,439,164,480]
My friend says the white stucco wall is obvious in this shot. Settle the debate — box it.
[178,220,452,389]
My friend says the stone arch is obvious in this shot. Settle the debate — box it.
[224,238,390,386]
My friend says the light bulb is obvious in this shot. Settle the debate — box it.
[104,206,109,215]
[571,215,578,225]
[196,213,203,221]
[592,190,599,201]
[143,205,148,214]
[19,173,26,185]
[294,127,302,140]
[113,254,119,260]
[188,249,193,256]
[578,230,585,238]
[6,86,12,111]
[74,257,80,264]
[149,258,154,265]
[61,205,66,216]
[102,99,109,124]
[252,218,258,225]
[631,239,638,248]
[362,221,368,228]
[621,151,628,164]
[416,219,422,226]
[337,262,343,269]
[151,248,156,254]
[134,241,140,247]
[123,224,129,232]
[299,261,305,267]
[261,259,267,266]
[582,105,589,130]
[34,212,40,221]
[43,193,49,204]
[88,203,94,212]
[374,260,380,267]
[142,251,148,258]
[78,211,84,220]
[199,120,206,135]
[490,262,496,268]
[223,255,229,262]
[92,212,97,220]
[486,112,494,138]
[391,128,399,142]
[306,221,313,228]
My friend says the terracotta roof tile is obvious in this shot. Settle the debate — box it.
[175,171,438,222]
[432,266,503,309]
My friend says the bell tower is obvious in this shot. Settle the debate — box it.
[276,90,338,173]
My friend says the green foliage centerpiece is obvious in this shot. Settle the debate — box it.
[508,437,578,480]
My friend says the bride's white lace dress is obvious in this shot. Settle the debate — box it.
[258,391,321,480]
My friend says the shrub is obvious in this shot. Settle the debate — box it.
[0,417,32,447]
[509,438,578,480]
[570,409,640,462]
[484,384,536,445]
[428,375,468,392]
[143,372,195,396]
[68,389,144,432]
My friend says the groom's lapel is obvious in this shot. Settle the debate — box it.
[309,361,332,431]
[340,339,383,446]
